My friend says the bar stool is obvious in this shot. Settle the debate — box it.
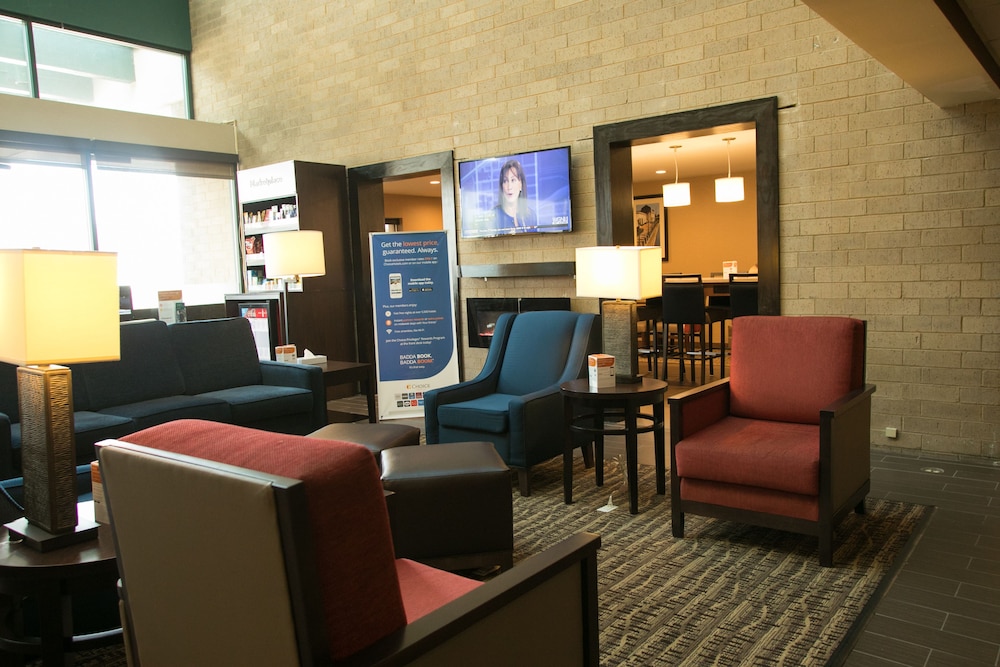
[662,274,720,384]
[729,273,759,318]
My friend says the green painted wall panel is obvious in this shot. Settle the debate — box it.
[0,0,191,52]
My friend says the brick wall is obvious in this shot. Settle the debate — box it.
[188,0,999,459]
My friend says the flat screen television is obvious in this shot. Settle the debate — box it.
[458,146,573,238]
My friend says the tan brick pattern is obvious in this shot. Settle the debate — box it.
[188,0,999,459]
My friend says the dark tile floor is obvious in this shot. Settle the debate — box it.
[844,450,1000,667]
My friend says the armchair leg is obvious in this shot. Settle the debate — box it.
[819,536,833,568]
[516,468,531,497]
[855,498,866,514]
[671,509,684,538]
[581,441,594,468]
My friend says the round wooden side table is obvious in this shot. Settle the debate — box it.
[561,377,668,514]
[0,503,121,666]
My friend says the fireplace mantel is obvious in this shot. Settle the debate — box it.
[459,262,576,279]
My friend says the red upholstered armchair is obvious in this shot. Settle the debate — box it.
[98,420,600,666]
[668,316,875,567]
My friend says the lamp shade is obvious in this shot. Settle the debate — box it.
[263,230,326,278]
[715,176,745,203]
[575,246,661,300]
[0,249,120,366]
[662,182,691,207]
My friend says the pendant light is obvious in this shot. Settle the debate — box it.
[715,137,745,203]
[662,145,691,207]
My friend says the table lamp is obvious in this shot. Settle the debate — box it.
[0,249,120,551]
[263,230,326,349]
[575,246,661,383]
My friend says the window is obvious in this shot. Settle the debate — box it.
[1,16,190,119]
[0,142,240,309]
[0,15,31,97]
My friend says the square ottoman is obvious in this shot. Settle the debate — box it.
[308,422,420,468]
[381,442,514,573]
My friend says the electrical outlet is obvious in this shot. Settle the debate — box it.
[885,427,898,439]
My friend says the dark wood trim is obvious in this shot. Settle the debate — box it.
[347,152,458,371]
[593,98,781,315]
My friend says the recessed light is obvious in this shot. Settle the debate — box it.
[430,180,440,185]
[655,169,666,175]
[920,467,945,474]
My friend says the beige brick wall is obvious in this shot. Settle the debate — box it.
[188,0,999,460]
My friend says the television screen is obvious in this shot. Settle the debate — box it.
[458,146,572,238]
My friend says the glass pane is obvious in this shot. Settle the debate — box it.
[92,161,240,309]
[0,16,31,96]
[33,24,188,118]
[0,147,91,250]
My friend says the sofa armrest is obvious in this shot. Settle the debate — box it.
[337,531,601,667]
[259,361,326,430]
[821,383,876,511]
[667,378,731,445]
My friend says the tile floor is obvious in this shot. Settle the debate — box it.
[331,368,1000,667]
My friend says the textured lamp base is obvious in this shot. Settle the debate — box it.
[17,365,81,542]
[602,300,642,383]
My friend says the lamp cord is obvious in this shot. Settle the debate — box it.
[1,483,24,512]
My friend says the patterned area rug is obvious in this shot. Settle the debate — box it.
[513,457,930,666]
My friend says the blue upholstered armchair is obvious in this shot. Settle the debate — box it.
[424,310,600,496]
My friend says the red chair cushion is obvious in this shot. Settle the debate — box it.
[120,419,407,660]
[729,316,864,424]
[395,559,482,623]
[674,416,820,496]
[680,478,819,521]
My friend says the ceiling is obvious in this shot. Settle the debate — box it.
[385,0,999,200]
[802,0,1000,108]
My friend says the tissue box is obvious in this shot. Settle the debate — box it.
[91,461,108,524]
[298,354,327,365]
[588,354,615,389]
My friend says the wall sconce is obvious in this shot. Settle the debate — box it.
[715,137,745,203]
[575,246,662,383]
[662,145,691,208]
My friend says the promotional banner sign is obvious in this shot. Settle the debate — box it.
[370,230,459,420]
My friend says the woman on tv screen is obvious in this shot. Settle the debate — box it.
[494,160,537,231]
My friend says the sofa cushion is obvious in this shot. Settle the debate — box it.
[197,385,313,424]
[674,415,820,497]
[729,316,864,424]
[100,395,230,431]
[437,394,515,434]
[118,420,409,660]
[79,320,186,410]
[168,318,263,395]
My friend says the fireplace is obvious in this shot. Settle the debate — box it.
[466,297,572,348]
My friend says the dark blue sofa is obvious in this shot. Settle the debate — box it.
[0,317,326,478]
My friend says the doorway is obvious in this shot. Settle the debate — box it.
[347,151,458,366]
[593,97,780,314]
